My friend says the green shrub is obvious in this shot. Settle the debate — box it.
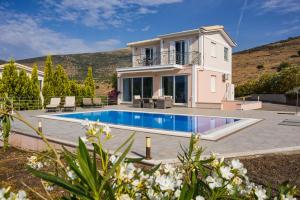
[235,65,300,97]
[277,62,291,72]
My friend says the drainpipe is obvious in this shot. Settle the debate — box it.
[192,65,197,108]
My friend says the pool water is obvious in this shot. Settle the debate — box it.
[56,110,240,134]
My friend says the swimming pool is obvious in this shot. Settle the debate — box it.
[40,110,261,140]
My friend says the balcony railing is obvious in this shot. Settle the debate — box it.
[133,51,201,67]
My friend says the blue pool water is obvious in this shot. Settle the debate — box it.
[56,110,240,134]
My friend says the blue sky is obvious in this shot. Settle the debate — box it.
[0,0,299,60]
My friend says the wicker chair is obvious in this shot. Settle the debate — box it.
[156,96,173,109]
[133,95,142,108]
[143,98,154,108]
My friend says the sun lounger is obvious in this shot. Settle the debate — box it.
[63,96,76,111]
[82,98,93,107]
[45,98,61,112]
[92,98,103,107]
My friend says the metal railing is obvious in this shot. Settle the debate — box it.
[133,51,201,67]
[0,97,42,110]
[0,95,118,111]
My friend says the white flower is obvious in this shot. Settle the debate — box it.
[232,177,242,186]
[0,188,6,198]
[118,194,132,200]
[226,184,234,194]
[46,185,54,192]
[254,186,267,200]
[220,166,234,180]
[80,136,89,144]
[120,163,136,180]
[67,170,77,180]
[231,159,243,170]
[109,155,117,164]
[132,180,139,187]
[278,194,296,200]
[205,176,222,189]
[174,189,181,198]
[163,164,175,174]
[103,125,111,133]
[195,195,205,200]
[155,174,175,191]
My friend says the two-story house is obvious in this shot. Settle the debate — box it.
[116,25,236,108]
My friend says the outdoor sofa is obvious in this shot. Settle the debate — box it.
[155,96,173,109]
[133,95,142,108]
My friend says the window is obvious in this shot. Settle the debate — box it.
[224,47,229,61]
[211,42,216,58]
[210,75,216,93]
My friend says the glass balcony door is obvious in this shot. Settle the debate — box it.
[145,48,153,66]
[175,40,185,65]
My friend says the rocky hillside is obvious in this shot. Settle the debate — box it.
[13,36,300,86]
[233,36,300,85]
[16,48,131,81]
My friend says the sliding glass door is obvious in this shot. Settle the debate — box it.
[122,77,153,102]
[123,78,132,102]
[175,75,187,104]
[162,75,188,104]
[162,76,173,97]
[143,77,153,98]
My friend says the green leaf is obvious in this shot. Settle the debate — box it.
[28,167,90,199]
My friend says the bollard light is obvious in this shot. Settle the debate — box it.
[145,136,152,160]
[38,120,42,133]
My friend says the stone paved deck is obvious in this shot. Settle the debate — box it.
[11,104,300,161]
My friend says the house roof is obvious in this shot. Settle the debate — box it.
[0,62,44,77]
[126,25,237,47]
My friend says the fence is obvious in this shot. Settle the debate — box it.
[0,97,42,110]
[0,95,117,111]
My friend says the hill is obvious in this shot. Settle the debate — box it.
[0,60,6,64]
[15,35,300,88]
[232,36,300,85]
[16,48,131,81]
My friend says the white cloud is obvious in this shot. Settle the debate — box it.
[141,25,151,32]
[259,0,300,13]
[40,0,183,28]
[0,12,121,59]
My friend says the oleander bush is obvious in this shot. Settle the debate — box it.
[235,65,300,97]
[0,101,298,199]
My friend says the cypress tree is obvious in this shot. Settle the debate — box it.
[42,55,54,104]
[15,70,30,98]
[2,59,18,96]
[84,67,95,97]
[31,64,41,100]
[53,64,70,97]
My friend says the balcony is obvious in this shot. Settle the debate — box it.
[133,51,201,67]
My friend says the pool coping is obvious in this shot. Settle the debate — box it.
[37,109,262,141]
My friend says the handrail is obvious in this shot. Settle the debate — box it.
[132,51,201,66]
